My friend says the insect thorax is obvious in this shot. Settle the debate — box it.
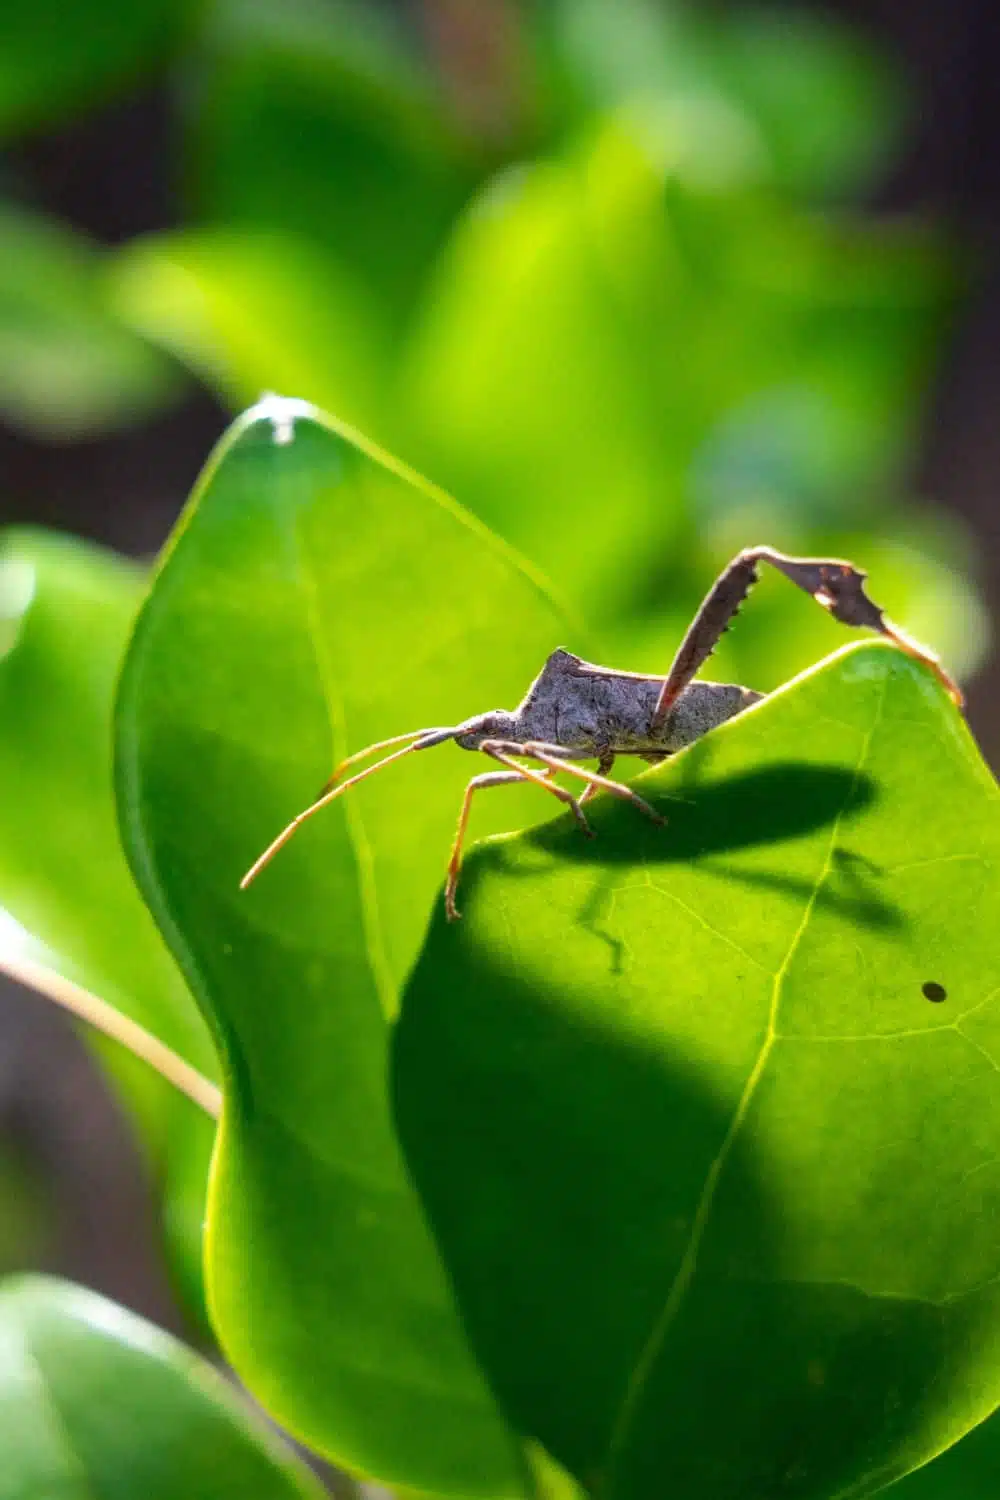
[453,653,760,757]
[513,649,761,757]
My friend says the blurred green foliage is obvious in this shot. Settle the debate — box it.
[1,0,999,1496]
[0,0,988,693]
[0,206,181,438]
[110,0,987,694]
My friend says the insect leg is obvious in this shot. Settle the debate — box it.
[652,545,961,727]
[517,742,666,826]
[579,751,615,806]
[445,770,534,921]
[479,744,593,835]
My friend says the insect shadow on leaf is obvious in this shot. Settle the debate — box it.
[481,762,902,938]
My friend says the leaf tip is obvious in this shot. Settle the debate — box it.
[245,393,317,448]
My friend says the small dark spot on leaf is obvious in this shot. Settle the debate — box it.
[922,981,947,1003]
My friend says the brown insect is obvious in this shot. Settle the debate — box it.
[241,546,961,920]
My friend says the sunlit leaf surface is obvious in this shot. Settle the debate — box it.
[888,1404,1000,1500]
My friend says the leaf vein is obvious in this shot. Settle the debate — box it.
[643,883,772,975]
[602,678,887,1487]
[293,528,396,1022]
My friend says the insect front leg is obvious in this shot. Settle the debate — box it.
[445,748,594,922]
[445,771,527,922]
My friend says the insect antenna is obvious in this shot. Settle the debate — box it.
[240,725,457,890]
[317,727,441,798]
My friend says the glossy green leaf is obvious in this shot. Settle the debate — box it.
[0,1274,325,1499]
[0,529,216,1304]
[115,397,574,1492]
[0,0,193,136]
[394,642,1000,1500]
[0,205,181,439]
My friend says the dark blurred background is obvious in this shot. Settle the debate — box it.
[1,0,998,1350]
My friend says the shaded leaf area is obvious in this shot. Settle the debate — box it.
[889,1405,1000,1500]
[0,529,215,1306]
[0,1274,325,1500]
[0,204,182,439]
[394,643,1000,1500]
[115,399,573,1493]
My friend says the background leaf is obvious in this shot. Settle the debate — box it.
[398,113,977,683]
[0,1273,326,1499]
[112,227,388,436]
[539,0,904,196]
[187,0,485,323]
[0,528,216,1307]
[393,642,1000,1500]
[114,397,577,1492]
[0,204,182,439]
[115,100,984,698]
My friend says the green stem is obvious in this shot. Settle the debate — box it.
[0,951,221,1120]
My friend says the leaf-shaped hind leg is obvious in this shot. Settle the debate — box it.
[652,546,961,727]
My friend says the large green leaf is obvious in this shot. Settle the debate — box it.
[394,642,1000,1500]
[0,1274,325,1499]
[115,397,573,1492]
[0,529,216,1302]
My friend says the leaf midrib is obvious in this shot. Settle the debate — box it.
[293,524,396,1023]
